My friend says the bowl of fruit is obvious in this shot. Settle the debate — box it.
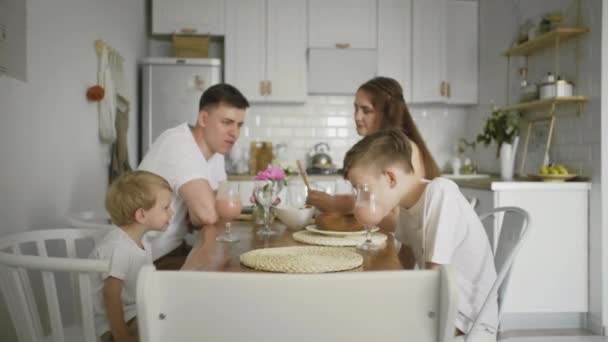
[529,164,577,182]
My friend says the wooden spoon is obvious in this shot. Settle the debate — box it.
[296,160,311,190]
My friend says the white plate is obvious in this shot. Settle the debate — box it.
[305,224,379,237]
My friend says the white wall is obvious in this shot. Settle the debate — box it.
[0,0,147,339]
[466,0,603,332]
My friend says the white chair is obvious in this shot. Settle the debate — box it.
[137,265,459,342]
[0,228,110,342]
[66,210,113,230]
[465,207,530,342]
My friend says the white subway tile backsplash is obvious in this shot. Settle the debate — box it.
[327,116,349,127]
[319,128,337,138]
[237,96,470,171]
[293,128,316,138]
[337,128,350,138]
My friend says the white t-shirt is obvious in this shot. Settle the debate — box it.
[89,227,153,336]
[138,123,227,259]
[395,177,498,334]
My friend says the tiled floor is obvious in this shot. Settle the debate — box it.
[499,329,608,341]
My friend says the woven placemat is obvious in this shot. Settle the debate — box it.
[292,230,387,247]
[240,246,363,273]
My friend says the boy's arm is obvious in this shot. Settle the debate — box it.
[103,277,138,342]
[180,179,218,227]
[397,245,417,270]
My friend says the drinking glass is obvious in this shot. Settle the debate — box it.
[215,181,242,243]
[253,180,283,236]
[353,184,383,251]
[286,180,308,208]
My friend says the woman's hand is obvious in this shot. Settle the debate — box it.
[306,190,336,212]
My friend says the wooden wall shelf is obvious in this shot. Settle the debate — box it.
[497,96,589,113]
[503,27,589,57]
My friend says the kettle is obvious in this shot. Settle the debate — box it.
[309,142,333,168]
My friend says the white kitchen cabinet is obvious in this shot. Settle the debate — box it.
[225,0,307,103]
[308,0,377,49]
[152,0,224,35]
[411,0,478,104]
[446,0,478,104]
[412,0,447,103]
[308,48,377,95]
[377,0,412,102]
[460,182,590,316]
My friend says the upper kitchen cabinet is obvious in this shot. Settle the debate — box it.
[377,0,412,102]
[412,0,447,103]
[446,0,478,104]
[308,0,377,49]
[152,0,224,35]
[411,0,478,104]
[225,0,307,103]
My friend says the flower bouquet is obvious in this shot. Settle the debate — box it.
[250,165,287,235]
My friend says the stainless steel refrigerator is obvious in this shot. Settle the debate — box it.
[140,57,222,159]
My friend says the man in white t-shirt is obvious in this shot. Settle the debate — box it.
[343,128,498,342]
[138,83,248,268]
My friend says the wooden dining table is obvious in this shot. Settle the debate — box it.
[181,220,404,272]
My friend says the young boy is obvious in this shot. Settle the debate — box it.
[90,171,173,342]
[343,128,498,341]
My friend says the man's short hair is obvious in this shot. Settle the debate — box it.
[105,171,171,226]
[199,83,249,112]
[343,128,414,178]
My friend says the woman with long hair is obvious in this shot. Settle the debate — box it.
[307,77,440,229]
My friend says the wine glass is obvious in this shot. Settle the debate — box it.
[215,181,242,243]
[253,179,282,236]
[353,184,383,251]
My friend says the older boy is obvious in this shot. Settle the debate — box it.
[343,128,498,341]
[90,171,173,342]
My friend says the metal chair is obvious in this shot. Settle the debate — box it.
[465,207,530,342]
[137,265,459,342]
[0,228,110,342]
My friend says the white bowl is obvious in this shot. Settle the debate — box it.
[273,206,315,230]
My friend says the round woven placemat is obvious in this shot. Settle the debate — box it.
[292,230,387,247]
[240,246,363,273]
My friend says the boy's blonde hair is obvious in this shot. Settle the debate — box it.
[343,128,414,178]
[105,171,171,226]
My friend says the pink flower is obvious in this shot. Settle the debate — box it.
[254,165,286,181]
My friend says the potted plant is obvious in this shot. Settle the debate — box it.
[476,109,521,180]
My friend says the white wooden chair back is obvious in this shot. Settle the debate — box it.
[465,207,530,341]
[137,265,459,342]
[0,228,111,342]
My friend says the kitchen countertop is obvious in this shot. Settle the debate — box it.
[228,174,343,182]
[451,175,591,191]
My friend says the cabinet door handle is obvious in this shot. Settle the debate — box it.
[259,81,265,95]
[440,81,446,97]
[447,82,451,98]
[268,80,272,96]
[179,27,197,34]
[335,43,351,49]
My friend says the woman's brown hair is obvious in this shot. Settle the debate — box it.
[357,77,441,179]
